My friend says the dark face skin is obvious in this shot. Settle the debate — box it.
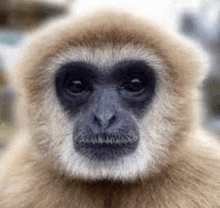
[55,60,156,161]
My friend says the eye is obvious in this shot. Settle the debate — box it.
[122,77,145,93]
[65,78,89,94]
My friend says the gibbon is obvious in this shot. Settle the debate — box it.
[0,9,220,208]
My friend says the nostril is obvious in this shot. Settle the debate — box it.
[109,115,116,126]
[94,115,102,127]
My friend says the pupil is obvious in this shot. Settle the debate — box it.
[73,80,82,87]
[125,78,144,92]
[66,79,86,94]
[132,79,141,88]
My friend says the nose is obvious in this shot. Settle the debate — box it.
[93,111,116,129]
[89,87,120,132]
[90,99,119,132]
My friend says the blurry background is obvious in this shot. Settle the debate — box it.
[0,0,220,147]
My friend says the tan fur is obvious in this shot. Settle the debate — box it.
[0,9,220,208]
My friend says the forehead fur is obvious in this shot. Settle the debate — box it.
[14,9,205,93]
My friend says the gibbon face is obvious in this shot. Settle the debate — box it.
[55,59,156,160]
[14,10,204,181]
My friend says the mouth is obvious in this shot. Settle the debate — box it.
[74,140,139,161]
[74,132,139,161]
